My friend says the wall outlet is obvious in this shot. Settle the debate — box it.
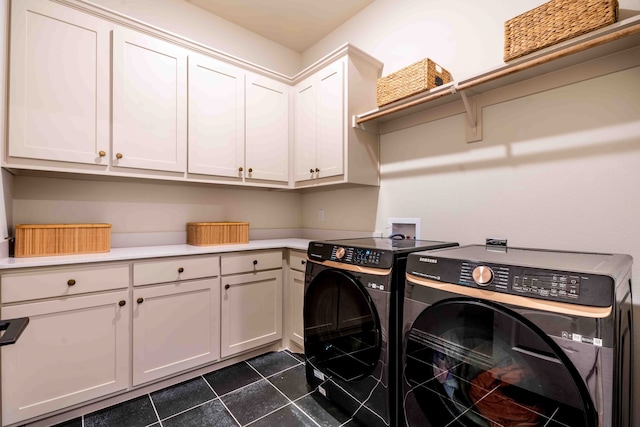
[318,209,325,222]
[387,217,421,239]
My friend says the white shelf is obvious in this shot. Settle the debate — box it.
[354,16,640,135]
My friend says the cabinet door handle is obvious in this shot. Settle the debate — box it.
[253,260,258,266]
[225,284,230,290]
[178,267,184,273]
[309,168,314,173]
[115,153,123,159]
[98,151,106,157]
[301,260,306,265]
[118,300,126,307]
[315,168,320,172]
[137,297,144,304]
[238,167,243,172]
[67,279,76,286]
[248,168,253,173]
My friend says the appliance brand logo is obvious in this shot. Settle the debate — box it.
[419,257,438,264]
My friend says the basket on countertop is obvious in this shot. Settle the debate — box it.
[376,58,452,107]
[504,0,618,61]
[187,222,249,246]
[14,223,111,257]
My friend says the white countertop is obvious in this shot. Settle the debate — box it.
[0,239,311,270]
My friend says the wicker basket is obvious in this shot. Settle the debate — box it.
[187,222,249,246]
[504,0,618,62]
[14,223,111,257]
[376,58,452,107]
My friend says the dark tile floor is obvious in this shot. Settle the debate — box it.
[50,350,363,427]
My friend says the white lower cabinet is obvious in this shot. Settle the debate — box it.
[0,290,130,426]
[220,251,283,358]
[0,249,290,425]
[132,278,220,386]
[132,256,220,386]
[289,270,305,348]
[287,250,307,349]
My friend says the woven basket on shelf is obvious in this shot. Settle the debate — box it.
[504,0,618,62]
[376,58,452,107]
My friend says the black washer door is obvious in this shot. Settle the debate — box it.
[403,299,596,427]
[304,269,381,382]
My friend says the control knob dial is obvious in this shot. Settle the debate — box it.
[472,265,494,286]
[335,247,346,260]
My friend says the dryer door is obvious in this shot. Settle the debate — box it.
[304,268,381,382]
[403,299,596,427]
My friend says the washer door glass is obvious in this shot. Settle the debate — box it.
[304,269,381,382]
[404,299,595,427]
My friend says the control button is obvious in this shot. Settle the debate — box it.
[335,247,346,260]
[472,266,494,286]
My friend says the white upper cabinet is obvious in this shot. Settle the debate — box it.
[294,59,345,182]
[4,0,382,189]
[187,61,289,184]
[294,76,317,181]
[293,49,383,188]
[316,61,345,178]
[8,0,110,165]
[188,54,245,178]
[245,73,290,183]
[112,28,187,173]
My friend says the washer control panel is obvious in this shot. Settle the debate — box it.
[407,255,613,307]
[512,271,581,299]
[330,246,383,266]
[463,262,581,300]
[308,242,394,269]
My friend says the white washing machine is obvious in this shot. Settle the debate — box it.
[402,244,633,427]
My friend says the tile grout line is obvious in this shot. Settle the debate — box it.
[156,396,219,424]
[308,357,386,426]
[147,393,163,427]
[245,355,322,427]
[148,377,230,426]
[200,373,243,427]
[72,351,330,427]
[283,351,376,426]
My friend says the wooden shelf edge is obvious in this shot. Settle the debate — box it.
[354,17,640,128]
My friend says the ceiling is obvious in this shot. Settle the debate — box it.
[184,0,374,53]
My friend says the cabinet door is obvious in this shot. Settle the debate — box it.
[0,291,129,426]
[188,54,245,178]
[112,28,187,172]
[293,76,317,182]
[316,59,345,178]
[289,269,305,348]
[132,278,220,386]
[221,270,283,358]
[245,74,289,182]
[8,0,110,165]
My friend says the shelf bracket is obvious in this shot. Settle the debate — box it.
[352,115,379,134]
[460,91,483,143]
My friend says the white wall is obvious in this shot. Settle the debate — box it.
[11,176,302,244]
[89,0,302,76]
[303,0,640,76]
[301,0,640,421]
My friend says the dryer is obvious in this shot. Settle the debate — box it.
[304,237,458,427]
[402,244,633,427]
